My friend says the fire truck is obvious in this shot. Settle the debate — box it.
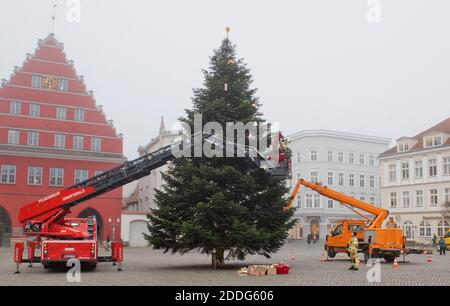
[13,133,270,273]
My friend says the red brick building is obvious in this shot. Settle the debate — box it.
[0,34,125,246]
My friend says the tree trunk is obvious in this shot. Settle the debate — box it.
[211,248,225,269]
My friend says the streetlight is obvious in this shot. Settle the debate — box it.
[108,217,120,241]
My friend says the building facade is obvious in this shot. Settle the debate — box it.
[0,34,124,246]
[135,117,181,212]
[379,117,450,244]
[287,130,390,240]
[120,117,180,246]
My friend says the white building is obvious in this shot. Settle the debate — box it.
[379,117,450,243]
[120,117,181,246]
[287,130,391,240]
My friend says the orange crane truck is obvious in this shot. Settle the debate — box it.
[286,178,429,262]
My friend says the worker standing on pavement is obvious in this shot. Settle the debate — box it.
[348,232,359,271]
[438,237,446,255]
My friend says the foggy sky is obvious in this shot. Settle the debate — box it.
[1,0,450,162]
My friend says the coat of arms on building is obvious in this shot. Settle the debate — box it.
[42,76,57,90]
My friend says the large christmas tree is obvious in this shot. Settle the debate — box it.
[145,31,295,268]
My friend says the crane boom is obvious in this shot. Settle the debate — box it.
[18,133,265,229]
[286,178,389,229]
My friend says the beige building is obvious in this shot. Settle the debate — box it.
[136,117,181,211]
[120,117,181,246]
[379,117,450,244]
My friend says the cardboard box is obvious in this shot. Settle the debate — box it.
[267,266,277,275]
[248,265,268,276]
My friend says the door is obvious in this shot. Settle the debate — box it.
[129,220,149,247]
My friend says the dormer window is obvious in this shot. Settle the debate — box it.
[424,136,442,148]
[398,142,409,152]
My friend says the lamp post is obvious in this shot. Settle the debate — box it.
[108,217,120,241]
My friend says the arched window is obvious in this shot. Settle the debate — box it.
[402,220,414,240]
[419,220,431,238]
[438,220,449,237]
[0,206,12,247]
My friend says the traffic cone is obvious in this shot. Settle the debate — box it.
[320,253,326,262]
[427,255,432,263]
[290,251,296,261]
[393,257,399,269]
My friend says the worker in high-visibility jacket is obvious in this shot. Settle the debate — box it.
[348,232,359,271]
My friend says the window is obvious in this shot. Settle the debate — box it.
[327,172,333,185]
[369,155,375,166]
[54,134,65,148]
[359,154,365,165]
[389,192,397,208]
[416,190,424,207]
[444,157,450,176]
[56,107,67,120]
[389,165,396,182]
[359,174,365,188]
[445,188,450,204]
[338,172,344,187]
[8,130,20,144]
[415,161,423,178]
[0,164,16,184]
[369,175,375,188]
[313,195,321,208]
[73,136,84,150]
[91,137,101,152]
[10,101,21,114]
[58,78,68,91]
[74,169,89,184]
[328,199,334,209]
[49,168,64,186]
[401,162,409,180]
[297,196,301,208]
[328,151,333,162]
[74,109,85,122]
[430,189,438,206]
[95,170,105,176]
[425,136,442,148]
[438,221,449,237]
[402,191,410,207]
[360,195,366,202]
[399,143,409,152]
[369,197,376,205]
[429,159,437,177]
[296,152,301,164]
[306,195,313,208]
[419,221,431,238]
[349,173,355,187]
[310,150,317,161]
[31,75,42,88]
[310,171,319,183]
[348,153,354,164]
[27,131,39,146]
[29,104,40,117]
[338,152,344,163]
[28,166,43,185]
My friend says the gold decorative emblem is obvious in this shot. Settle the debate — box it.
[43,76,57,90]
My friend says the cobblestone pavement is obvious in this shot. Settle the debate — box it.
[0,241,449,286]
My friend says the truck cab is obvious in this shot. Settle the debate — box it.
[325,219,366,258]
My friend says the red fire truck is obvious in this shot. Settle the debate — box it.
[13,133,270,273]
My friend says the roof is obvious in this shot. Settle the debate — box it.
[380,117,450,156]
[125,185,139,205]
[287,129,391,144]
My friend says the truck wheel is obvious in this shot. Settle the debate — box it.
[327,249,336,258]
[383,254,394,263]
